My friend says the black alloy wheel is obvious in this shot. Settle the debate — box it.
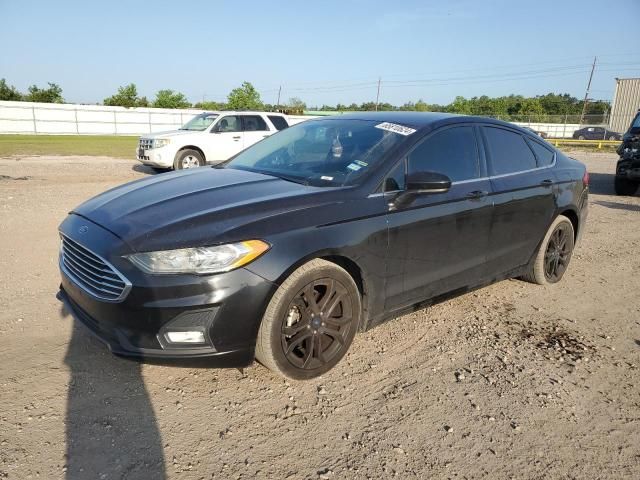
[255,259,361,380]
[543,223,572,282]
[281,278,353,370]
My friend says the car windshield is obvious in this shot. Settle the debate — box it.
[180,113,219,131]
[224,119,410,186]
[630,113,640,132]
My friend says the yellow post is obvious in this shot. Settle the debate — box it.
[597,142,602,149]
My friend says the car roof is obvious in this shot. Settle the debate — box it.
[201,111,285,116]
[315,111,528,132]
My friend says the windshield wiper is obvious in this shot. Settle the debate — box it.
[265,173,310,186]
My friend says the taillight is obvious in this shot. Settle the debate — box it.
[582,171,589,187]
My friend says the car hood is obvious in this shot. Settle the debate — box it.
[71,168,344,252]
[143,130,200,139]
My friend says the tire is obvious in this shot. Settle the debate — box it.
[578,135,585,140]
[608,135,617,141]
[174,149,205,170]
[521,215,575,286]
[255,259,361,380]
[152,167,169,174]
[614,177,638,196]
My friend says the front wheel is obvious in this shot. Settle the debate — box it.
[578,135,585,140]
[521,215,575,285]
[255,259,361,380]
[614,177,638,196]
[608,135,617,141]
[174,149,205,170]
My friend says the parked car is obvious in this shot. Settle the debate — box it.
[572,126,622,141]
[614,110,640,195]
[136,111,290,171]
[523,126,548,138]
[58,112,589,380]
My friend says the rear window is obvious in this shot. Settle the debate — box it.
[527,139,555,167]
[268,115,289,131]
[484,127,537,175]
[242,115,268,131]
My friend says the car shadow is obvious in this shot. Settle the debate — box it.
[60,304,166,479]
[131,164,165,175]
[588,172,617,195]
[594,200,640,212]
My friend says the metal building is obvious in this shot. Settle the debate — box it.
[610,78,640,134]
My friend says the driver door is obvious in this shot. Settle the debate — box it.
[205,115,244,162]
[384,125,493,311]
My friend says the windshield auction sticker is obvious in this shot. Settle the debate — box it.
[375,122,416,136]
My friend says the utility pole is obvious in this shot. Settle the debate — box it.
[276,85,282,110]
[375,77,381,111]
[579,57,597,125]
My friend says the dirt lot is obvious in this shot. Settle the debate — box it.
[1,152,639,480]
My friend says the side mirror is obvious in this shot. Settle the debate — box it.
[406,171,451,193]
[390,171,451,209]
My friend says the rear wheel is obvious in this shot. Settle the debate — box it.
[522,215,575,285]
[608,135,617,141]
[255,259,361,380]
[174,149,205,170]
[614,177,638,196]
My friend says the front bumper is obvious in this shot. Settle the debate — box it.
[58,214,276,365]
[136,147,174,168]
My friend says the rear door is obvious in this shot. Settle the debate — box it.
[385,124,493,310]
[241,115,272,149]
[482,126,556,276]
[205,115,244,162]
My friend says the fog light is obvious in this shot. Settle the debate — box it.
[165,331,205,344]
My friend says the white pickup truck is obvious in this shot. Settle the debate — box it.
[136,111,291,170]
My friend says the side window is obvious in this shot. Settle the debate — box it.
[383,159,406,192]
[268,115,289,131]
[526,139,555,167]
[484,127,536,175]
[408,126,479,182]
[215,116,242,133]
[242,115,268,132]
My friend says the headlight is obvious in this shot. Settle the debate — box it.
[154,138,171,148]
[126,240,270,274]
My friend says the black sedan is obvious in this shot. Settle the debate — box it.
[58,112,589,380]
[572,126,622,141]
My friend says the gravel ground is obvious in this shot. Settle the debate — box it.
[0,152,639,480]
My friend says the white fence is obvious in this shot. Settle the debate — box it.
[0,100,590,138]
[0,101,309,136]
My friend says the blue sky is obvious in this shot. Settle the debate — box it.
[1,0,639,107]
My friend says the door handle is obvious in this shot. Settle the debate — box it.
[232,136,241,140]
[467,190,488,199]
[540,179,553,186]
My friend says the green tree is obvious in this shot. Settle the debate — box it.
[0,78,22,101]
[103,83,148,107]
[226,82,263,110]
[25,82,63,103]
[193,100,227,110]
[287,97,306,111]
[152,89,191,109]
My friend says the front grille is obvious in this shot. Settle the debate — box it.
[60,235,131,302]
[139,138,153,150]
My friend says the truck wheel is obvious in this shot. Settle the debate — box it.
[614,177,638,196]
[608,135,617,141]
[174,149,205,170]
[578,135,585,140]
[521,215,575,286]
[255,259,361,380]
